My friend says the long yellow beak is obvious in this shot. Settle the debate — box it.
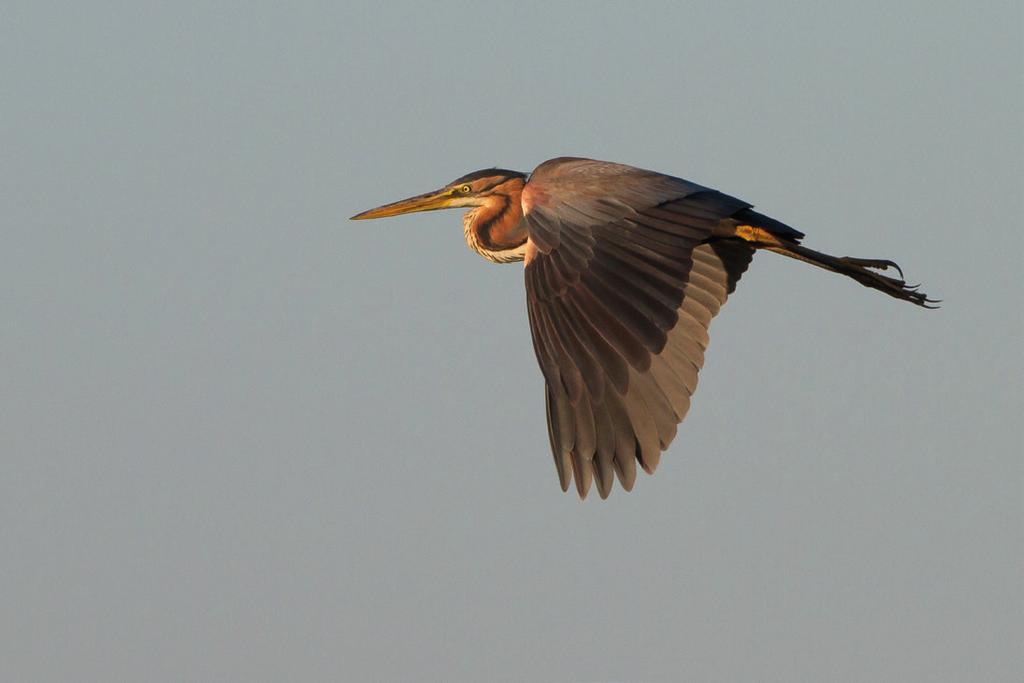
[350,188,456,220]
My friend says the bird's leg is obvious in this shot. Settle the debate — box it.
[759,242,939,308]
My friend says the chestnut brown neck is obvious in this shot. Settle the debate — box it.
[463,178,528,263]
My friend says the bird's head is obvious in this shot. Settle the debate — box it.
[350,168,527,220]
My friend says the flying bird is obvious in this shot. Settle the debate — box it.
[351,157,935,499]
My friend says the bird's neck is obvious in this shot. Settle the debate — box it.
[463,181,528,264]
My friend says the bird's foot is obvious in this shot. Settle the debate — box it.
[838,256,904,279]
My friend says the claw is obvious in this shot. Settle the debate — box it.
[839,256,905,279]
[847,257,899,274]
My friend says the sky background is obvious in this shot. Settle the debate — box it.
[2,1,1021,681]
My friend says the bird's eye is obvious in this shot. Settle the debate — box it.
[459,184,471,194]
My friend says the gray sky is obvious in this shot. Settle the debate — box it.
[2,1,1021,681]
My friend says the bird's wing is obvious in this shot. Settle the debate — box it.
[521,158,755,498]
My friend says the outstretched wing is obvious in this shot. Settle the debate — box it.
[522,157,756,498]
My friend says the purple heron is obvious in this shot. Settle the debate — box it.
[352,157,935,499]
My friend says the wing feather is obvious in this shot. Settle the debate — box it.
[522,158,756,497]
[591,400,618,499]
[605,393,638,491]
[545,385,574,492]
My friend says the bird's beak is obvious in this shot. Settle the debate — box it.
[350,187,456,220]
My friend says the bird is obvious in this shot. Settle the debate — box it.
[351,157,936,499]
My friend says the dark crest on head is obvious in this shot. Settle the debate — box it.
[452,168,527,189]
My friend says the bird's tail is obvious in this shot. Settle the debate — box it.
[732,223,939,308]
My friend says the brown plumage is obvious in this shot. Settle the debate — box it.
[352,157,936,499]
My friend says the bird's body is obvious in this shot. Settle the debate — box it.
[352,157,935,498]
